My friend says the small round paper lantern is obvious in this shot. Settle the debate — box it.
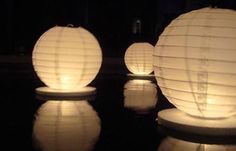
[125,42,154,75]
[33,101,101,151]
[124,80,157,112]
[154,8,236,118]
[158,137,236,151]
[32,26,102,96]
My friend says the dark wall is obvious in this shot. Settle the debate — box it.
[88,0,157,57]
[1,0,236,56]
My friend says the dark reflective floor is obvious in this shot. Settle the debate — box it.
[3,58,236,151]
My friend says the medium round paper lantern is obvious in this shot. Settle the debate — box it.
[32,26,102,94]
[125,42,154,75]
[158,137,236,151]
[33,101,101,151]
[154,7,236,118]
[124,80,157,112]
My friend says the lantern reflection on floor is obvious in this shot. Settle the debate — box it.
[33,100,101,151]
[123,79,157,113]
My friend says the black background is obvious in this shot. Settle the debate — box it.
[2,1,236,151]
[1,0,236,57]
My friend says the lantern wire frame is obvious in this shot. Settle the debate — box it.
[32,26,102,97]
[124,42,154,76]
[154,7,236,135]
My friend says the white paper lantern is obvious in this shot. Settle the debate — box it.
[124,80,157,112]
[33,101,101,151]
[154,8,236,118]
[158,137,236,151]
[32,26,102,95]
[125,42,154,75]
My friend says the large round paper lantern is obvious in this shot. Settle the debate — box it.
[125,42,154,75]
[154,8,236,118]
[158,137,236,151]
[32,26,102,96]
[33,100,101,151]
[124,80,157,112]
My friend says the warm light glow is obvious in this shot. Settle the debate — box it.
[33,101,101,151]
[124,79,157,111]
[154,8,236,118]
[32,26,102,90]
[158,137,236,151]
[158,108,236,135]
[125,42,154,75]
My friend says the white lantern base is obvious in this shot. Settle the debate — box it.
[158,108,236,136]
[127,73,155,77]
[35,86,96,97]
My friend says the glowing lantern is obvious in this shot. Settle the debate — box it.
[125,42,154,75]
[124,79,157,112]
[32,26,102,96]
[154,8,236,119]
[158,137,236,151]
[33,101,101,151]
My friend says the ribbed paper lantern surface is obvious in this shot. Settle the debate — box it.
[124,80,157,112]
[125,42,154,75]
[154,8,236,118]
[158,137,236,151]
[33,26,102,90]
[33,101,101,151]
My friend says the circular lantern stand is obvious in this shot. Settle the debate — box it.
[158,108,236,136]
[36,86,96,97]
[126,73,156,81]
[127,73,155,77]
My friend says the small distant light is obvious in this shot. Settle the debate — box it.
[125,42,154,75]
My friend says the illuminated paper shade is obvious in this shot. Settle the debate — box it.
[32,26,102,90]
[124,80,157,112]
[33,101,101,151]
[125,42,154,75]
[154,8,236,118]
[158,137,236,151]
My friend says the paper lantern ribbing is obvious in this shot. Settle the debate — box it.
[125,42,154,75]
[124,80,157,112]
[33,101,101,151]
[32,26,102,95]
[154,8,236,118]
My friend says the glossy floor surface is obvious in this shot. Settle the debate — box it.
[2,56,236,151]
